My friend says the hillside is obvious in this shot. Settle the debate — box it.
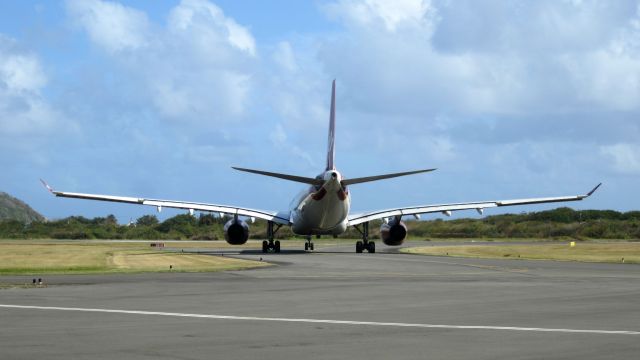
[0,192,45,224]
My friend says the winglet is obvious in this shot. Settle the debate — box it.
[586,183,602,197]
[40,179,54,194]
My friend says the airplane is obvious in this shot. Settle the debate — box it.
[41,80,602,253]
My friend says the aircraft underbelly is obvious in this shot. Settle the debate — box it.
[292,194,349,235]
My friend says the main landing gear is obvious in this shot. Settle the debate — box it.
[304,236,315,251]
[354,222,375,253]
[262,221,282,253]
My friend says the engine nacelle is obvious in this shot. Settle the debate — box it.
[380,218,407,246]
[224,219,249,245]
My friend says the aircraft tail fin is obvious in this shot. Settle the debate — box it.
[326,79,336,171]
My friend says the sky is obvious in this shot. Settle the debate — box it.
[1,0,639,223]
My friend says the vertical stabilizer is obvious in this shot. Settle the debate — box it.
[326,80,336,170]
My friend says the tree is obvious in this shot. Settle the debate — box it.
[136,214,159,227]
[105,214,118,226]
[156,214,197,236]
[198,213,222,226]
[90,215,118,226]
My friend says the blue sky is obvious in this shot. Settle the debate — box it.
[1,0,639,223]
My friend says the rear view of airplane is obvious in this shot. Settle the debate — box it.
[42,80,601,253]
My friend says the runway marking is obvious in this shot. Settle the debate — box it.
[244,272,491,279]
[1,304,638,336]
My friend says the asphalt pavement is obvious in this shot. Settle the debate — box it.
[1,241,639,359]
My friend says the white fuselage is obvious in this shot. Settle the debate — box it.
[290,170,350,235]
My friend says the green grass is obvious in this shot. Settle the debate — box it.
[402,242,640,264]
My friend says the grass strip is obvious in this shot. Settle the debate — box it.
[0,242,269,275]
[402,242,640,264]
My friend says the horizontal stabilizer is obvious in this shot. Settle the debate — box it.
[342,168,436,186]
[232,167,324,186]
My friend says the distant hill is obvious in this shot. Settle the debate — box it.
[0,192,45,223]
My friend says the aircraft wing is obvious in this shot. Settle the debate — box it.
[348,183,602,226]
[40,180,291,225]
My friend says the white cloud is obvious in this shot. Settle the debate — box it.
[320,0,640,117]
[0,35,62,136]
[66,0,150,54]
[66,0,257,125]
[325,0,435,32]
[0,53,46,92]
[168,0,256,56]
[601,143,640,174]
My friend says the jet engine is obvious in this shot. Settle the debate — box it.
[224,219,249,245]
[380,218,407,246]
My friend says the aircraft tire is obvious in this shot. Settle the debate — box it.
[356,241,363,253]
[275,240,281,253]
[367,242,375,253]
[305,243,309,251]
[262,240,268,253]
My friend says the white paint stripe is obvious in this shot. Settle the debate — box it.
[1,304,638,336]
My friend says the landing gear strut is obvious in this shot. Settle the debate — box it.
[304,236,315,251]
[262,221,282,253]
[354,222,375,253]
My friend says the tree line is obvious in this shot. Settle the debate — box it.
[0,207,638,240]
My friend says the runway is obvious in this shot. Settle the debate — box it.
[1,242,639,359]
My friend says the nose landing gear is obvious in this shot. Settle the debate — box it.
[304,236,315,251]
